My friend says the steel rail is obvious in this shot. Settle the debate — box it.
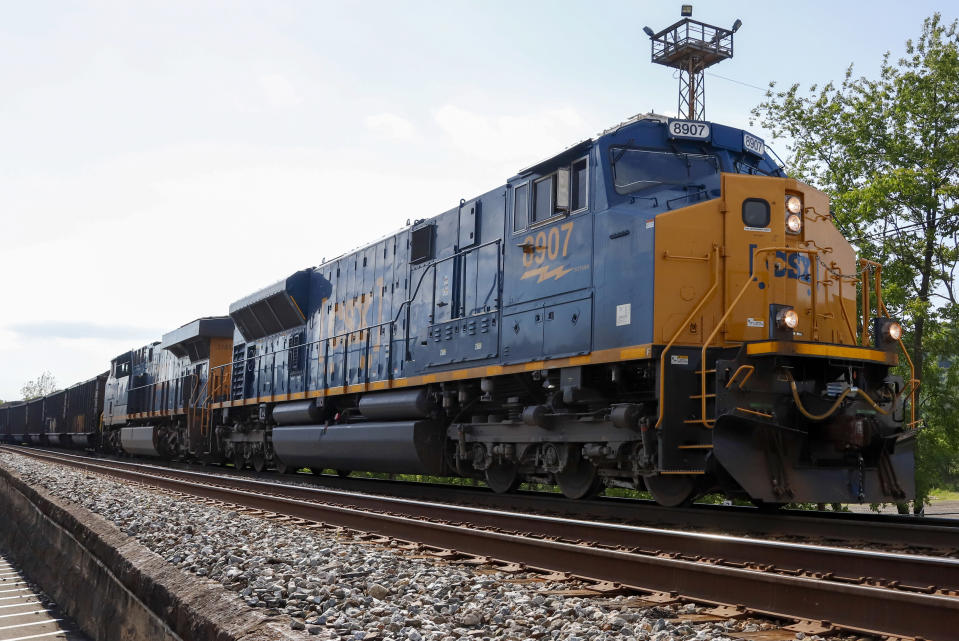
[3,446,958,640]
[297,471,959,550]
[15,448,959,590]
[8,445,958,552]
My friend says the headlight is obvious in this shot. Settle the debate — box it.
[872,318,903,347]
[786,195,802,214]
[786,213,802,234]
[776,307,799,330]
[886,321,903,341]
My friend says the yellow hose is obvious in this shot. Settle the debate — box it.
[855,387,891,415]
[789,382,851,421]
[788,379,891,421]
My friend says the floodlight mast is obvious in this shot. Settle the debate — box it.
[644,6,741,120]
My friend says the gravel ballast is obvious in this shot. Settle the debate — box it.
[0,452,836,641]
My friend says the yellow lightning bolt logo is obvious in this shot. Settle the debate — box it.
[521,264,573,283]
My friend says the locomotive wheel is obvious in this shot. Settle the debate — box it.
[485,461,520,494]
[643,473,695,507]
[310,467,324,476]
[556,457,603,499]
[251,452,266,473]
[232,451,245,471]
[275,458,291,474]
[336,469,351,478]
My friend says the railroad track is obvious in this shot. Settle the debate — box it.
[10,445,959,553]
[3,445,958,640]
[266,466,959,553]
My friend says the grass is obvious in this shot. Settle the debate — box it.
[928,488,959,501]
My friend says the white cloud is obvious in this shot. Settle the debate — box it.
[257,73,304,109]
[432,104,589,175]
[365,112,417,141]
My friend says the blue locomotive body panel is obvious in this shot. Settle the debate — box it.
[221,115,784,400]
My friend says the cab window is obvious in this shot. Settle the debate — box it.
[513,183,529,231]
[533,175,553,223]
[571,157,588,212]
[610,148,719,195]
[515,156,587,231]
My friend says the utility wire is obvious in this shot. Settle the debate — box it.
[857,221,927,242]
[705,72,768,92]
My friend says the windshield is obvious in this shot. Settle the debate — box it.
[610,148,719,195]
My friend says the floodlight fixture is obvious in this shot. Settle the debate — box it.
[644,7,740,120]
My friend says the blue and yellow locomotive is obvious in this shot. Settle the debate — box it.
[2,113,916,507]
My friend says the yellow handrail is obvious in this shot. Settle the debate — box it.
[861,259,919,427]
[836,269,858,344]
[655,244,721,429]
[725,364,755,390]
[694,246,821,427]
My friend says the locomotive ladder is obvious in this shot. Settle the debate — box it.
[200,369,226,438]
[656,245,721,431]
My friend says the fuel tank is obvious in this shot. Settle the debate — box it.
[357,389,435,420]
[120,426,162,457]
[272,400,326,425]
[271,421,445,475]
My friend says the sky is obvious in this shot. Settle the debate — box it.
[0,1,952,400]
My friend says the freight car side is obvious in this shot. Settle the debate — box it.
[40,389,66,446]
[62,373,107,449]
[0,402,16,443]
[7,400,28,444]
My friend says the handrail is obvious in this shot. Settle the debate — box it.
[725,364,755,390]
[663,251,709,262]
[860,259,919,428]
[401,237,502,359]
[694,246,821,427]
[836,267,858,344]
[208,238,502,404]
[655,244,721,429]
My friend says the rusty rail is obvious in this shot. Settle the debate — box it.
[5,445,959,548]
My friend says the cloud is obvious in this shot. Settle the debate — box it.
[257,73,304,109]
[365,112,417,141]
[7,321,161,341]
[433,104,588,171]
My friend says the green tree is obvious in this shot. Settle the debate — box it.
[751,14,959,511]
[915,309,959,496]
[21,371,58,400]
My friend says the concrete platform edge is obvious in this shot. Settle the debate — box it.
[0,463,304,641]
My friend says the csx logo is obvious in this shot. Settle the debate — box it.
[749,244,812,282]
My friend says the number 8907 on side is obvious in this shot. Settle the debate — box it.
[668,120,710,140]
